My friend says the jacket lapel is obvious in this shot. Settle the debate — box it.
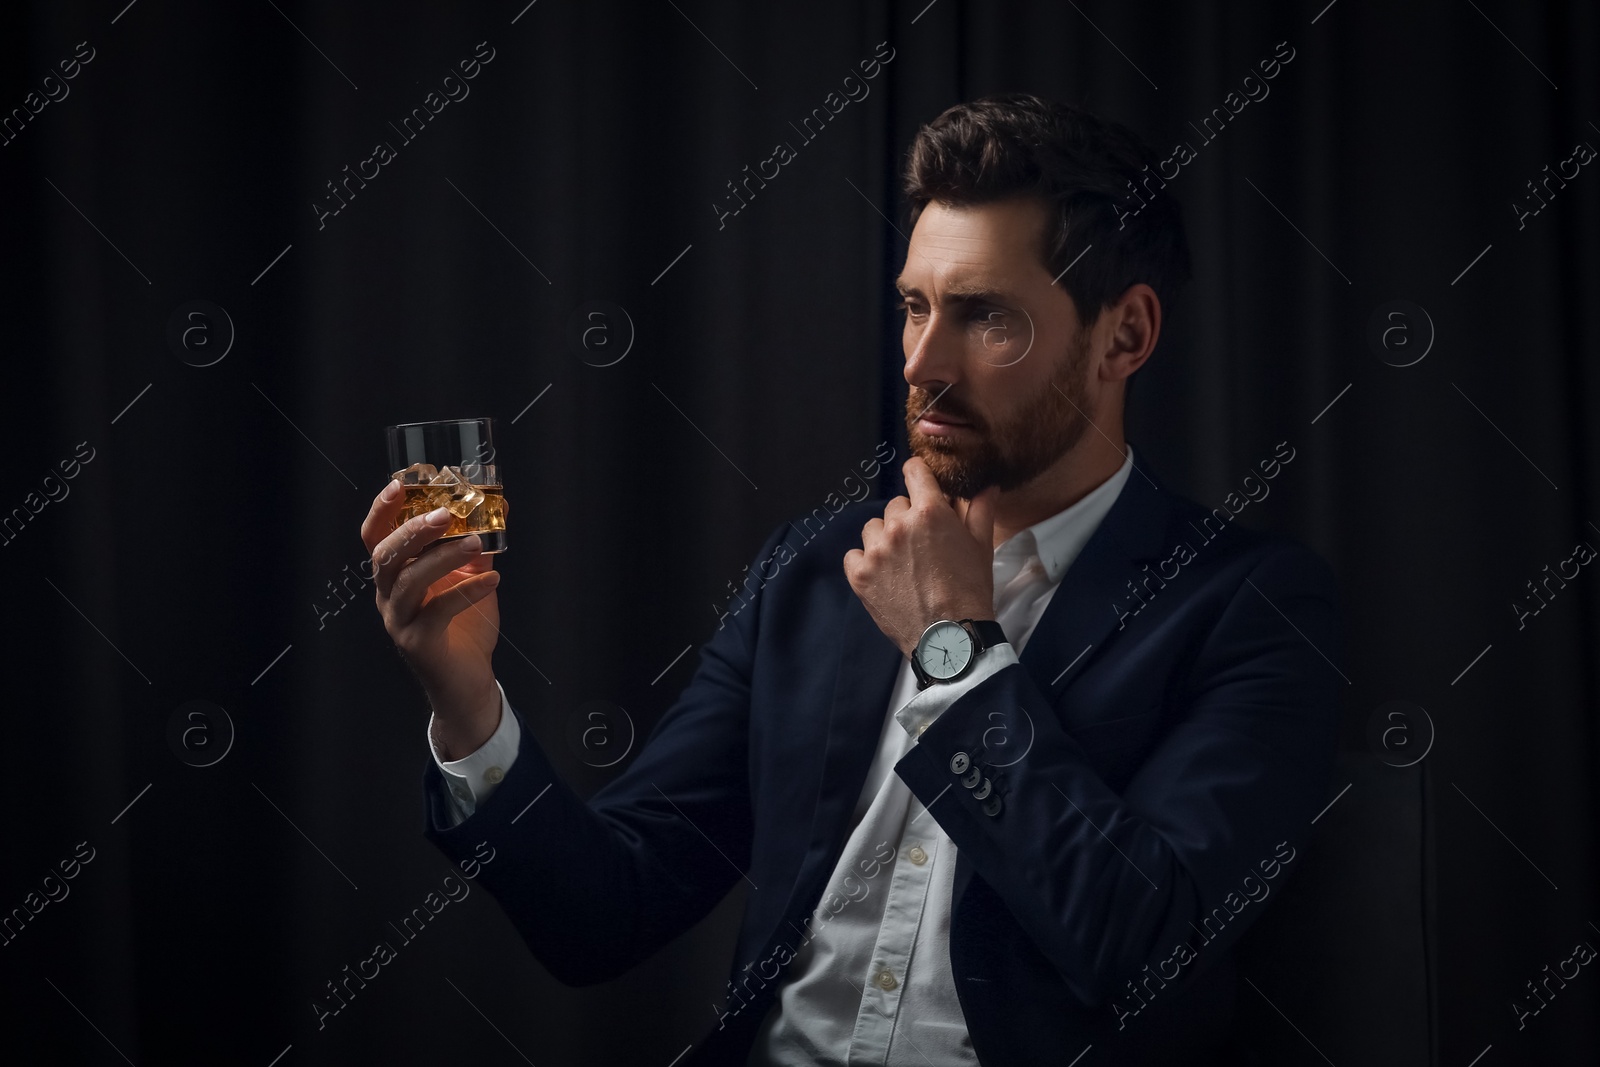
[793,590,905,904]
[1015,448,1178,701]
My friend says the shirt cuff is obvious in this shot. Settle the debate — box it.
[429,679,520,823]
[895,642,1018,740]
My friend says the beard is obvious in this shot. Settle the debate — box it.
[905,329,1096,501]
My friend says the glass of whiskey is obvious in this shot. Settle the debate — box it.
[385,417,507,553]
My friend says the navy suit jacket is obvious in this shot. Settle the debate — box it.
[421,446,1344,1066]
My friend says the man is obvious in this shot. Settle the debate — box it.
[360,93,1343,1065]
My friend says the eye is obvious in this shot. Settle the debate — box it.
[894,299,926,318]
[970,307,1011,332]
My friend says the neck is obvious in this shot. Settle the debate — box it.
[989,436,1128,548]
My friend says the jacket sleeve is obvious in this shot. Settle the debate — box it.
[892,543,1344,1007]
[420,520,790,986]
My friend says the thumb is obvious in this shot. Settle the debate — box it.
[965,484,999,547]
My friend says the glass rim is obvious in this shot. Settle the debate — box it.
[385,416,496,430]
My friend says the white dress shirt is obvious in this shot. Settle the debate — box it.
[429,447,1136,1065]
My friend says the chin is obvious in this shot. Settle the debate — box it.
[909,434,986,494]
[924,460,985,499]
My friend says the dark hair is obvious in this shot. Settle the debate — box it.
[902,93,1192,337]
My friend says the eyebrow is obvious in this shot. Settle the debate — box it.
[893,278,1011,304]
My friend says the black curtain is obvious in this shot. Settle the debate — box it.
[3,0,1596,1063]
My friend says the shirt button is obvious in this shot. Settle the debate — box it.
[453,786,470,801]
[907,845,927,866]
[874,968,898,990]
[485,766,505,784]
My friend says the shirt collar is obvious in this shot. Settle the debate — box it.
[993,445,1136,586]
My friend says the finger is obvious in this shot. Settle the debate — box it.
[416,568,501,631]
[964,484,999,547]
[389,533,487,624]
[952,486,984,522]
[883,494,911,519]
[902,457,947,511]
[860,516,884,548]
[360,479,405,554]
[372,506,458,600]
[842,547,863,588]
[453,551,496,576]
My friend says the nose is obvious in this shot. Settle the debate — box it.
[902,307,964,395]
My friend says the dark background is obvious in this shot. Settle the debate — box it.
[3,0,1596,1063]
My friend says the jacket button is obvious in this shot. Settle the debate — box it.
[973,777,992,800]
[982,794,1003,817]
[961,766,982,789]
[949,751,970,775]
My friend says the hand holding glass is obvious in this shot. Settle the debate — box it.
[385,417,508,554]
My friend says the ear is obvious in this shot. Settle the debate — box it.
[1100,283,1161,383]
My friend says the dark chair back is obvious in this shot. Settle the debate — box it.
[1225,748,1438,1065]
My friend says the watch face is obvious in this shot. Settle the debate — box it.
[917,620,974,682]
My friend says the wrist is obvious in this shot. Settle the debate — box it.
[428,678,501,761]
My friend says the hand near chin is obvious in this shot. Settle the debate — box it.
[843,457,998,657]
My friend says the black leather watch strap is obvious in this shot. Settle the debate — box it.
[962,618,1008,653]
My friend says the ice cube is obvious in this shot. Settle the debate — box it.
[427,464,486,518]
[394,461,438,484]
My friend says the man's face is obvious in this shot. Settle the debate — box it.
[897,196,1097,500]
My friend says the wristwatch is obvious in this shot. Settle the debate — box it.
[911,618,1008,689]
